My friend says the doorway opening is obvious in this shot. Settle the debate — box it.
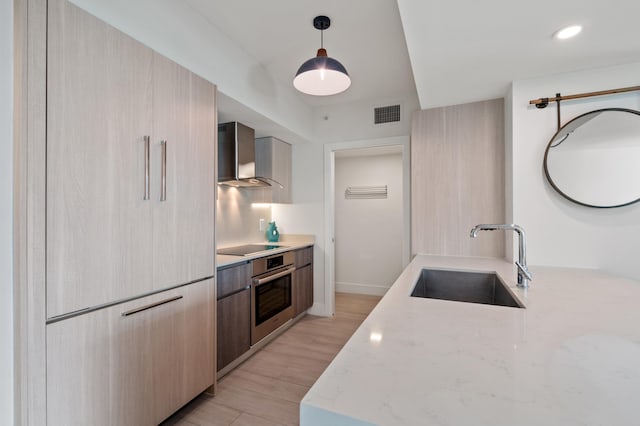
[323,137,411,316]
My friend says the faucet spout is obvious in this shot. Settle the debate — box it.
[469,223,533,288]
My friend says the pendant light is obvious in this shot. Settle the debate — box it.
[293,15,351,96]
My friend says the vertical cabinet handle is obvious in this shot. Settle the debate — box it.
[160,140,167,201]
[144,136,150,200]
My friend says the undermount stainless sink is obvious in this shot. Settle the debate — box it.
[411,269,524,308]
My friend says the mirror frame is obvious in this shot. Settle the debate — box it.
[543,107,640,209]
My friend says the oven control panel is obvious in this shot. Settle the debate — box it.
[252,251,295,277]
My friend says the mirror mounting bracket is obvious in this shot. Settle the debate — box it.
[529,84,640,116]
[532,93,563,130]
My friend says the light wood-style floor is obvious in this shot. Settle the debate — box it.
[162,293,382,426]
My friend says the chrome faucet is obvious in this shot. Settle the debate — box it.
[470,224,533,288]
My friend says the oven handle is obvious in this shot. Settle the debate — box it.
[253,266,296,286]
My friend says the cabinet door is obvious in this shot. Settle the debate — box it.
[47,279,214,426]
[255,137,292,203]
[152,53,216,289]
[293,264,314,317]
[271,139,292,203]
[46,0,154,318]
[47,291,177,425]
[167,278,215,420]
[217,289,251,371]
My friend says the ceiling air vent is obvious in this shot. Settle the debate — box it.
[374,104,401,125]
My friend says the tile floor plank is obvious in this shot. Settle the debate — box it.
[220,369,310,404]
[230,412,285,426]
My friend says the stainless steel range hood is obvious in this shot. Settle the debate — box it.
[218,121,270,187]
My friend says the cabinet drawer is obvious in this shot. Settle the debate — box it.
[217,263,252,299]
[295,246,313,268]
[47,279,214,426]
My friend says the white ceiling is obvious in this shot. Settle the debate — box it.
[186,0,640,112]
[398,0,640,109]
[185,0,417,108]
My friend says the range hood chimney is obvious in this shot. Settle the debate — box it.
[218,121,270,187]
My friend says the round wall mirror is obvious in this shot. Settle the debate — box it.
[543,108,640,208]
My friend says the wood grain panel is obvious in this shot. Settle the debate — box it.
[46,0,154,317]
[47,279,214,426]
[176,279,216,418]
[411,98,505,257]
[217,289,251,371]
[217,263,252,299]
[152,53,216,289]
[293,264,314,317]
[15,0,48,422]
[294,246,313,268]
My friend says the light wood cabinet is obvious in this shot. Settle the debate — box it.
[47,279,214,426]
[44,1,216,424]
[293,247,314,316]
[216,263,252,371]
[255,136,292,203]
[151,53,216,289]
[46,0,215,318]
[46,0,154,317]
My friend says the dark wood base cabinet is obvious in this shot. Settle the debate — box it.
[217,289,251,371]
[216,247,313,374]
[216,263,252,371]
[293,264,314,317]
[293,247,314,317]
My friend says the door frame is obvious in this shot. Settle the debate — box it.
[323,136,411,316]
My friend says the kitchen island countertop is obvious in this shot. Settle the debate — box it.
[300,255,640,425]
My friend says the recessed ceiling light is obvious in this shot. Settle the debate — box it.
[554,25,582,40]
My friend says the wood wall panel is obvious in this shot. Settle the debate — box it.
[16,0,48,423]
[411,98,505,257]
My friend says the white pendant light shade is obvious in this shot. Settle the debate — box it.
[293,16,351,96]
[294,49,351,96]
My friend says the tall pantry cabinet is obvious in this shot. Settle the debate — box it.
[44,0,216,424]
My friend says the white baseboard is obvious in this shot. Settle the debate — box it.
[336,281,389,296]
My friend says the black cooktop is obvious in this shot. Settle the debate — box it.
[217,244,288,256]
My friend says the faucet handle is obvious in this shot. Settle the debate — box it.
[515,261,533,281]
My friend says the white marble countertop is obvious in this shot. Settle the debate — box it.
[216,235,314,269]
[300,255,640,426]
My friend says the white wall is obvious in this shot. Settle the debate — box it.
[312,93,419,143]
[508,62,640,281]
[334,153,404,295]
[1,0,14,423]
[271,142,326,314]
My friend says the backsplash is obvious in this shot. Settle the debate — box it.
[216,186,271,247]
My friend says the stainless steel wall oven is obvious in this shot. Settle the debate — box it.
[250,251,295,345]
